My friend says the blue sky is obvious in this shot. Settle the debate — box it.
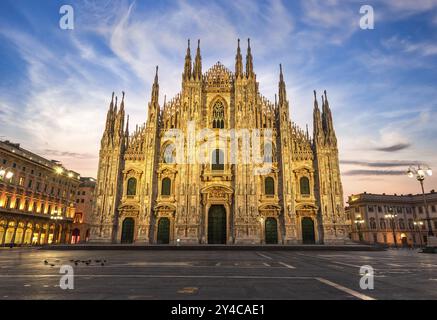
[0,0,437,199]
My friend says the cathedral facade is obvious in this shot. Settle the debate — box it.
[90,39,349,245]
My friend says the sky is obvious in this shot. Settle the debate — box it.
[0,0,437,202]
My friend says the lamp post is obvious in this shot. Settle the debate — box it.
[407,165,433,237]
[385,208,398,248]
[354,216,365,242]
[413,221,424,248]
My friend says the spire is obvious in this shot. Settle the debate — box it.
[322,90,336,144]
[193,39,202,80]
[114,95,118,115]
[125,114,129,137]
[313,90,324,143]
[235,38,243,79]
[151,66,159,103]
[183,39,192,80]
[278,64,287,106]
[105,92,115,133]
[119,91,125,112]
[246,38,254,79]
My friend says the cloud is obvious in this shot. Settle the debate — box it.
[382,36,437,57]
[381,0,437,18]
[375,143,411,152]
[343,169,406,176]
[341,160,422,167]
[38,149,95,159]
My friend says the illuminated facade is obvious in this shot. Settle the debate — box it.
[91,39,349,245]
[347,191,437,246]
[72,177,96,244]
[0,140,80,246]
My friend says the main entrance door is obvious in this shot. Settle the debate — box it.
[265,218,278,244]
[121,218,135,244]
[208,205,226,244]
[157,218,170,244]
[301,217,315,244]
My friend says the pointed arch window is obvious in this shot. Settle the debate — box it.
[211,149,224,171]
[161,178,171,196]
[265,177,275,195]
[127,178,137,196]
[212,101,225,129]
[300,177,310,196]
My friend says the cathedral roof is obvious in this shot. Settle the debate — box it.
[203,62,234,90]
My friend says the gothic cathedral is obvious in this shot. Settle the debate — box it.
[90,39,349,245]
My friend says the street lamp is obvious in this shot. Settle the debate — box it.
[55,166,64,175]
[407,165,433,237]
[385,209,398,248]
[413,221,424,248]
[0,167,14,181]
[354,215,365,241]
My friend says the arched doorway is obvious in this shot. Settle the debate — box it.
[208,205,226,244]
[71,228,80,244]
[5,227,14,244]
[265,218,278,244]
[14,228,24,244]
[0,227,4,245]
[121,218,135,244]
[302,217,315,244]
[401,233,408,247]
[157,218,170,244]
[24,229,32,245]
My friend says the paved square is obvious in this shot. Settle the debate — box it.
[1,248,437,299]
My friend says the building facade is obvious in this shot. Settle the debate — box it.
[346,191,437,247]
[72,177,96,244]
[91,39,349,245]
[0,140,80,246]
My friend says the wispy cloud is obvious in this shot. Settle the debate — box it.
[340,160,422,167]
[375,143,411,152]
[343,169,406,176]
